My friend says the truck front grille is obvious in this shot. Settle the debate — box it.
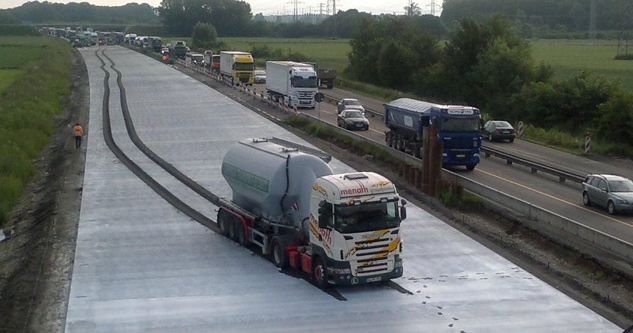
[443,137,474,149]
[298,91,313,98]
[352,237,392,276]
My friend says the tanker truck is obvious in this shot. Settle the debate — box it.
[216,137,406,287]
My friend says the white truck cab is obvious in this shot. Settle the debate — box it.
[309,172,406,285]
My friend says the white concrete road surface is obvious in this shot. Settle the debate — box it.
[66,46,621,332]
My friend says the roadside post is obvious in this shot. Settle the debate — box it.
[315,92,324,121]
[584,132,591,155]
[517,121,524,138]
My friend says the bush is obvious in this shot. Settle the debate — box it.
[191,22,217,49]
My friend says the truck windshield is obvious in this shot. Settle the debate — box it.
[440,117,480,132]
[292,76,318,88]
[234,62,254,71]
[334,200,399,234]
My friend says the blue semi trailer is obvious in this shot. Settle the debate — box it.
[384,98,482,171]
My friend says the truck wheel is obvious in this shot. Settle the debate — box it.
[217,210,229,236]
[466,165,475,171]
[272,239,289,268]
[236,223,248,246]
[312,257,328,289]
[327,84,333,89]
[228,219,237,241]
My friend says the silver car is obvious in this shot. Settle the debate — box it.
[582,174,633,215]
[254,70,266,84]
[337,98,365,114]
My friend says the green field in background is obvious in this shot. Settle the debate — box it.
[530,39,633,90]
[164,37,352,73]
[222,37,352,72]
[163,37,633,90]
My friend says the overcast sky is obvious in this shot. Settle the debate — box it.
[0,0,443,16]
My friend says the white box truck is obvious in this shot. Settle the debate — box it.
[217,137,407,287]
[266,61,318,108]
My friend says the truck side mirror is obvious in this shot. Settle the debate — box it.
[400,199,407,221]
[318,215,329,229]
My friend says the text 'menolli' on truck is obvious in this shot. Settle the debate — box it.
[217,138,407,287]
[266,61,318,109]
[384,98,482,171]
[220,51,255,85]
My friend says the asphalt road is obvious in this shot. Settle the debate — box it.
[65,46,621,332]
[252,83,633,244]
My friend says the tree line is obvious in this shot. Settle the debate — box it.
[346,14,633,155]
[0,1,159,25]
[441,0,633,39]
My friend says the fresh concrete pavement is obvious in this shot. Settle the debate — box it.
[66,46,620,332]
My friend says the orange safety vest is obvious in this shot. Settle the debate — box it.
[73,125,83,137]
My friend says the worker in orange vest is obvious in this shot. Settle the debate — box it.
[73,123,83,148]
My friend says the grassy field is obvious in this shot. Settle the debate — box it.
[0,35,73,225]
[163,37,352,73]
[530,39,633,91]
[170,37,633,93]
[221,37,352,72]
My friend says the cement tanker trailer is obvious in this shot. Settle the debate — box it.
[217,137,407,287]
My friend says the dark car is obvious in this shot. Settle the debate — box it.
[582,174,633,215]
[337,109,369,131]
[482,120,515,142]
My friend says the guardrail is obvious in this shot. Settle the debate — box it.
[481,146,586,183]
[297,111,633,266]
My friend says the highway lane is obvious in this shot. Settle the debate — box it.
[252,83,633,243]
[65,46,621,332]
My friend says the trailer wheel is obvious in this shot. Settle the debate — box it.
[312,257,328,289]
[272,239,289,268]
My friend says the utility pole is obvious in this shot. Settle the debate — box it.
[332,0,336,15]
[589,0,597,41]
[319,3,324,16]
[426,0,441,16]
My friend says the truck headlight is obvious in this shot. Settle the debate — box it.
[333,268,351,274]
[473,140,478,148]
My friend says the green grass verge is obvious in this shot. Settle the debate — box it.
[0,69,24,93]
[0,35,73,225]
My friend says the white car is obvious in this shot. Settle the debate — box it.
[254,70,266,84]
[337,98,365,114]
